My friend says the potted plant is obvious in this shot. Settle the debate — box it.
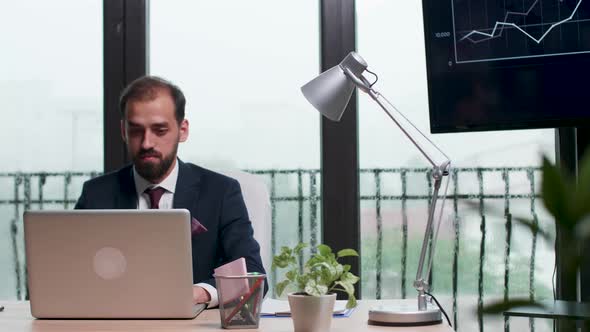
[272,243,359,332]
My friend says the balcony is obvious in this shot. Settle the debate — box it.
[0,167,552,331]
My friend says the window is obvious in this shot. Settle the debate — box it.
[149,0,321,291]
[357,2,555,331]
[0,1,103,300]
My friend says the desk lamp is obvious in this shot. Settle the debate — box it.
[301,52,451,326]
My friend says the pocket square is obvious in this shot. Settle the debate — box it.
[191,217,208,236]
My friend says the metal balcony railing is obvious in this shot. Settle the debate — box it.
[0,167,548,331]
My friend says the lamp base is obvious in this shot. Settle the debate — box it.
[368,302,442,326]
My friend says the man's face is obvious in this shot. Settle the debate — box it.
[121,91,188,183]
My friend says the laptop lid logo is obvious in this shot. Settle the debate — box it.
[93,247,127,280]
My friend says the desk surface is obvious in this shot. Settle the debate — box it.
[503,300,590,320]
[0,300,454,331]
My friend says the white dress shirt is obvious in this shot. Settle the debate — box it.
[133,160,219,308]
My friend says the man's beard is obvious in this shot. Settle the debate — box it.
[132,143,178,183]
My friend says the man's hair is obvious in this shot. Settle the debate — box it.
[119,76,186,123]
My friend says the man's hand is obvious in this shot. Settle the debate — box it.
[192,285,211,305]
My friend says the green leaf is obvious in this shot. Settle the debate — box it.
[317,244,332,257]
[305,254,324,268]
[341,272,360,284]
[310,262,336,285]
[280,246,292,255]
[272,246,296,269]
[304,279,328,296]
[272,256,289,269]
[575,216,590,240]
[337,249,359,258]
[334,264,344,278]
[286,269,298,282]
[310,262,336,275]
[275,280,291,297]
[293,242,307,255]
[335,281,354,295]
[479,298,544,315]
[297,274,309,292]
[541,157,573,228]
[345,294,357,309]
[343,264,351,272]
[572,152,590,223]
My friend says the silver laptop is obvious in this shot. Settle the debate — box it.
[24,209,206,319]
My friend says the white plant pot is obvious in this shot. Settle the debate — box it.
[287,292,337,332]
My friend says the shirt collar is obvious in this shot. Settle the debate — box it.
[133,159,179,196]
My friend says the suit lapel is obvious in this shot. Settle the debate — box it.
[173,159,201,212]
[173,160,202,282]
[117,166,138,209]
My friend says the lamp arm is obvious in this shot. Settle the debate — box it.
[342,67,450,170]
[414,173,451,310]
[368,88,451,291]
[345,69,452,310]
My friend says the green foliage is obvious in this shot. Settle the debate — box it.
[481,154,590,315]
[540,154,590,235]
[272,243,360,309]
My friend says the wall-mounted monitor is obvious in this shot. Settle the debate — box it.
[422,0,590,133]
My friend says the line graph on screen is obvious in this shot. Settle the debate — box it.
[452,0,590,63]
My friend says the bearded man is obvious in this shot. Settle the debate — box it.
[75,76,267,307]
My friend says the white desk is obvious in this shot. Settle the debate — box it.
[0,299,454,331]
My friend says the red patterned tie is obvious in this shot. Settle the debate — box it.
[144,187,167,209]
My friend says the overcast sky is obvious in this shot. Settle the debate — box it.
[1,0,553,174]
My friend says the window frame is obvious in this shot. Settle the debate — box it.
[103,0,588,314]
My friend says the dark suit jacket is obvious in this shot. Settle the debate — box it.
[75,159,268,295]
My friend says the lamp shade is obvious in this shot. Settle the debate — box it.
[301,52,368,122]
